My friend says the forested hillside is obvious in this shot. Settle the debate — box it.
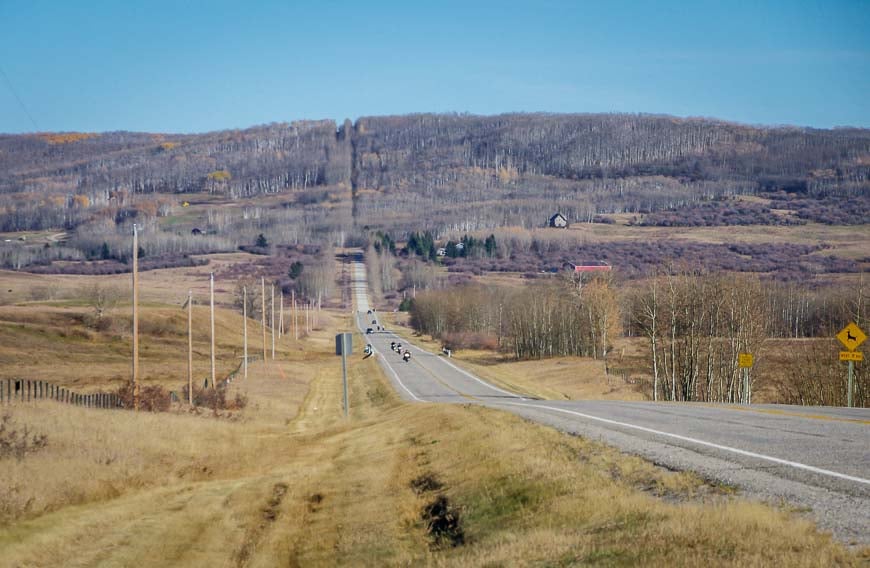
[1,113,868,236]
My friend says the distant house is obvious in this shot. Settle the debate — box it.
[436,247,447,257]
[563,261,611,273]
[455,242,465,251]
[191,228,204,236]
[549,213,568,228]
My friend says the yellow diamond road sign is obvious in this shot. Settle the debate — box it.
[738,353,754,368]
[836,322,866,351]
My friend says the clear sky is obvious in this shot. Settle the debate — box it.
[1,0,868,133]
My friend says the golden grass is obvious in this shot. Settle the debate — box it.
[0,314,865,565]
[0,301,319,392]
[0,251,264,306]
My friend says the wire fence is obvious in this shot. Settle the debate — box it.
[0,379,120,409]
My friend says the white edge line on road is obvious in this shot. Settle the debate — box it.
[377,328,525,401]
[438,355,526,400]
[352,302,422,403]
[496,401,870,486]
[376,351,423,402]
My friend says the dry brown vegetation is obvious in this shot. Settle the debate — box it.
[1,331,865,565]
[0,298,866,565]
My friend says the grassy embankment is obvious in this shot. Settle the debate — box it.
[0,271,865,565]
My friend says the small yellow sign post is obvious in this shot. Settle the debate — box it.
[836,322,866,408]
[738,353,753,405]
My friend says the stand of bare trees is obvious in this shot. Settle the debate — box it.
[410,276,619,359]
[296,253,336,311]
[632,271,767,403]
[365,243,396,299]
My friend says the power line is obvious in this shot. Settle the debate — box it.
[0,63,39,131]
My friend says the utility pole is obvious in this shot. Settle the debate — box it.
[210,272,216,389]
[187,289,193,404]
[261,277,267,362]
[243,286,248,380]
[847,360,854,408]
[132,224,140,411]
[279,291,284,338]
[271,284,276,360]
[292,290,298,340]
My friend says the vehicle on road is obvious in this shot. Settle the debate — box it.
[402,350,411,362]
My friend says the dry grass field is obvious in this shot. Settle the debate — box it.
[1,319,864,566]
[0,264,866,565]
[0,252,263,306]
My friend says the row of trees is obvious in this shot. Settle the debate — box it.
[409,277,619,360]
[631,273,767,403]
[407,271,867,406]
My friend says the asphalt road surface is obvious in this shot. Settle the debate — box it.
[351,261,870,545]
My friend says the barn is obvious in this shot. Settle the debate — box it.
[563,261,612,273]
[548,213,568,228]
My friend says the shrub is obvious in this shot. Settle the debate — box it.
[441,331,499,351]
[116,383,171,412]
[182,386,248,411]
[0,413,48,461]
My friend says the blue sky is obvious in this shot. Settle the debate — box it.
[1,0,868,133]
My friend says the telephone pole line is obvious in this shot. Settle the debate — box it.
[279,291,284,338]
[261,277,267,362]
[132,224,140,411]
[270,283,276,360]
[210,272,216,389]
[187,289,193,404]
[243,286,248,380]
[292,290,298,340]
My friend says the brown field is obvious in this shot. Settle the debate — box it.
[0,261,867,565]
[2,314,865,565]
[0,252,264,306]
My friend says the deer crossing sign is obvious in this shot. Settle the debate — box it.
[836,322,866,352]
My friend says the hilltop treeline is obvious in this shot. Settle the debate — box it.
[1,113,868,234]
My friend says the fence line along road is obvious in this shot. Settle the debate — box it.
[0,378,121,409]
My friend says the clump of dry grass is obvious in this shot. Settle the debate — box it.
[0,413,48,462]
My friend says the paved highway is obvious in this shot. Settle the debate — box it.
[351,261,870,544]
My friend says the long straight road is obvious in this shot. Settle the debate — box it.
[351,260,870,544]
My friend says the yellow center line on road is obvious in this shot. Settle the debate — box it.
[699,404,870,425]
[409,351,479,402]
